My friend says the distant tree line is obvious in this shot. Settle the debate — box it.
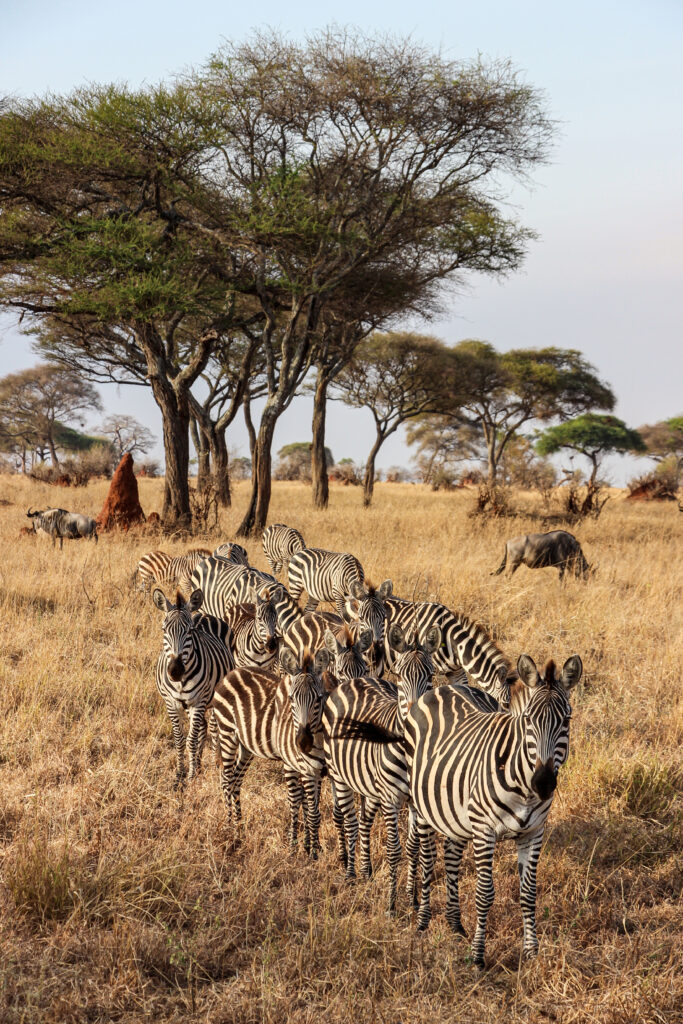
[0,29,678,527]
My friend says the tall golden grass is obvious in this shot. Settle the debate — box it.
[0,475,681,1023]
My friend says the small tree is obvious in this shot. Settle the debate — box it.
[100,415,156,461]
[537,414,646,485]
[637,416,683,484]
[274,442,334,483]
[406,416,485,486]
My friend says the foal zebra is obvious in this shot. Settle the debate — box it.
[224,588,280,670]
[211,648,331,856]
[288,546,366,618]
[262,524,305,576]
[152,588,233,788]
[136,549,211,594]
[405,654,582,967]
[323,624,440,914]
[382,598,511,705]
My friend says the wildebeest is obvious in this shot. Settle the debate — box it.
[26,507,98,549]
[491,530,591,580]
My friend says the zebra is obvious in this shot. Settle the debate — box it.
[380,597,511,706]
[213,542,250,566]
[322,623,441,914]
[135,548,211,593]
[262,524,305,576]
[152,588,233,788]
[224,588,280,670]
[288,546,368,618]
[404,653,582,968]
[211,647,331,856]
[189,557,278,618]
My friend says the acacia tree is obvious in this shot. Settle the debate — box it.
[100,414,155,460]
[329,332,457,506]
[536,414,646,484]
[637,417,683,482]
[406,416,485,486]
[441,341,616,488]
[0,364,101,468]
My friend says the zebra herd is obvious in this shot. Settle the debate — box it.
[137,523,583,969]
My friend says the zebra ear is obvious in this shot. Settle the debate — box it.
[422,626,441,655]
[279,648,299,677]
[314,649,331,676]
[188,589,203,613]
[342,597,360,622]
[324,630,339,655]
[358,626,373,653]
[389,624,406,653]
[378,579,393,601]
[517,654,542,688]
[560,655,583,691]
[152,588,171,612]
[350,580,366,600]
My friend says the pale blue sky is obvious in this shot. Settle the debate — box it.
[1,0,681,482]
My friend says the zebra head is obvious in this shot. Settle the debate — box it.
[279,647,331,753]
[323,624,372,681]
[345,578,393,676]
[153,588,203,683]
[213,542,250,566]
[390,623,441,722]
[516,654,583,800]
[252,587,279,655]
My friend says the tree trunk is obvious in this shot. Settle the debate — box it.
[243,394,257,485]
[311,370,330,510]
[47,431,60,469]
[190,416,211,492]
[237,410,276,537]
[362,433,384,508]
[486,440,498,489]
[211,429,231,507]
[150,379,192,528]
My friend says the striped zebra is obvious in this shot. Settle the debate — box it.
[214,542,250,566]
[323,623,440,914]
[380,598,511,705]
[211,647,331,856]
[224,589,280,670]
[262,524,305,576]
[288,546,368,618]
[152,588,233,788]
[190,557,278,618]
[405,654,582,967]
[135,548,211,593]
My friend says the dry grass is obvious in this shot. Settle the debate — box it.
[0,476,681,1024]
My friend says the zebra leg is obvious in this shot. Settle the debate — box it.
[304,597,319,613]
[330,779,348,868]
[405,806,420,910]
[516,829,544,960]
[416,817,437,932]
[165,699,187,789]
[359,797,379,880]
[336,781,359,880]
[302,776,322,859]
[471,833,496,969]
[444,838,468,937]
[284,769,305,851]
[186,704,208,780]
[229,744,253,824]
[381,802,402,917]
[217,727,240,819]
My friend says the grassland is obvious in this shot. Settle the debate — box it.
[0,475,681,1023]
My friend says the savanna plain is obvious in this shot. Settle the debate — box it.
[0,476,681,1024]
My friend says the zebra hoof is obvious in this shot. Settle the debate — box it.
[472,958,486,972]
[523,947,538,961]
[416,922,430,934]
[447,921,468,938]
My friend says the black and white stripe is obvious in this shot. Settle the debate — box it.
[225,590,280,670]
[211,648,332,856]
[213,542,250,566]
[136,548,211,594]
[405,654,582,967]
[189,557,278,618]
[152,588,233,788]
[322,623,441,914]
[262,524,305,576]
[288,546,366,618]
[382,598,511,705]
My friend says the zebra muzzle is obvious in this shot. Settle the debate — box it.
[297,725,314,755]
[266,637,278,653]
[168,657,185,682]
[531,757,557,801]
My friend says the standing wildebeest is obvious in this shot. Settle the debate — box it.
[27,507,98,549]
[492,530,591,580]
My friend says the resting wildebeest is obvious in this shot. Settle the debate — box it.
[491,530,592,581]
[26,507,98,549]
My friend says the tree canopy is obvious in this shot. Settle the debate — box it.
[536,413,646,483]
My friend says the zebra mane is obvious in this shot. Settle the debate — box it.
[174,590,185,608]
[544,660,557,685]
[187,547,211,556]
[338,623,355,648]
[363,578,376,596]
[300,649,314,672]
